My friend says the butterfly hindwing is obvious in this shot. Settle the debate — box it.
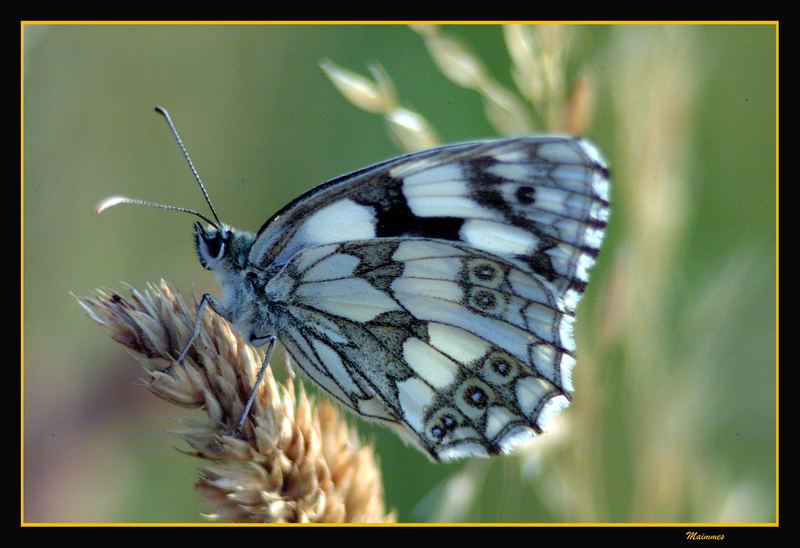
[266,238,579,461]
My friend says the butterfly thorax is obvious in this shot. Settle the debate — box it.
[195,223,276,343]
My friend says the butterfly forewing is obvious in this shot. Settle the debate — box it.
[249,137,609,299]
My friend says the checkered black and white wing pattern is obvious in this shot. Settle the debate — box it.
[249,136,609,310]
[254,137,609,461]
[268,238,598,461]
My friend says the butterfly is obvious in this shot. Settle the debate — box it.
[99,107,610,462]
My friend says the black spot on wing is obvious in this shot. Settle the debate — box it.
[351,173,464,240]
[517,235,559,282]
[471,185,508,211]
[515,186,536,205]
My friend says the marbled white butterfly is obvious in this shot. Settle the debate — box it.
[99,107,610,462]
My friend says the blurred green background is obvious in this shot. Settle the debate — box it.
[22,23,776,523]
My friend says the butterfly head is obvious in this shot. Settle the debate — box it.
[194,222,229,270]
[194,222,254,272]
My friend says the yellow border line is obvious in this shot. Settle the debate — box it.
[22,524,778,527]
[19,20,779,527]
[20,20,780,25]
[774,20,779,526]
[20,21,25,525]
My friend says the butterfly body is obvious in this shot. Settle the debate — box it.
[190,136,609,462]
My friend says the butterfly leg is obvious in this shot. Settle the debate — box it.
[236,335,277,431]
[175,293,224,363]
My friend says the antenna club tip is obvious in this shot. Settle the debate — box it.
[154,105,169,118]
[95,195,129,215]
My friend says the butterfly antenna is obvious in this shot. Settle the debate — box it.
[154,106,223,229]
[95,195,219,227]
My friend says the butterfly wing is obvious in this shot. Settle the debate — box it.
[256,137,609,461]
[249,137,609,304]
[267,238,585,461]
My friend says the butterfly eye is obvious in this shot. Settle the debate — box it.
[205,233,225,259]
[194,222,228,270]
